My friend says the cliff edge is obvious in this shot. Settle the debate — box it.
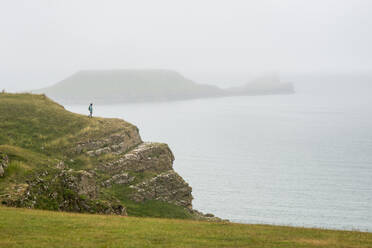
[0,93,219,220]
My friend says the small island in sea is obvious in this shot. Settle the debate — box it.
[34,69,294,104]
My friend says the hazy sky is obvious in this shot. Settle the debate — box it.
[1,0,372,91]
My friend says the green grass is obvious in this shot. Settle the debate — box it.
[106,183,193,219]
[123,200,193,219]
[0,93,194,219]
[0,93,87,153]
[0,145,51,169]
[0,93,138,175]
[0,206,371,248]
[0,93,137,156]
[3,160,29,177]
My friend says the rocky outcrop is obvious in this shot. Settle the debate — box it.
[0,131,220,220]
[98,141,193,208]
[130,170,193,209]
[0,154,9,177]
[75,129,142,156]
[102,173,135,188]
[101,142,174,174]
[0,107,220,220]
[1,139,194,217]
[190,210,227,222]
[0,93,223,221]
[3,169,126,215]
[74,170,97,198]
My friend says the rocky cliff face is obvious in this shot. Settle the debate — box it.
[130,170,192,208]
[0,154,9,177]
[0,93,221,221]
[0,122,215,220]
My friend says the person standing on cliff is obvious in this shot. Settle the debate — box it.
[88,103,93,118]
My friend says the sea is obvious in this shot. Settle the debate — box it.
[66,81,372,231]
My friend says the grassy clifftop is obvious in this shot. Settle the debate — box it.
[0,93,204,219]
[0,93,138,154]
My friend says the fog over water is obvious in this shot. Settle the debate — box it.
[66,81,372,231]
[1,0,372,90]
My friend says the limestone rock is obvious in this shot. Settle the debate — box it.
[102,173,135,187]
[56,161,66,169]
[102,142,174,174]
[75,130,142,156]
[0,154,9,177]
[75,170,97,198]
[3,169,126,215]
[190,209,228,222]
[130,170,193,209]
[0,94,221,221]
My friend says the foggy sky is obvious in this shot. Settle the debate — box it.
[1,0,372,91]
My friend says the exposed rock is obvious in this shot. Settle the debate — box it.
[87,146,110,156]
[3,169,126,215]
[56,161,66,169]
[75,170,97,198]
[102,173,135,187]
[102,142,174,174]
[190,209,228,222]
[0,93,222,221]
[1,138,198,218]
[0,154,9,177]
[75,130,142,156]
[0,137,221,220]
[130,170,193,209]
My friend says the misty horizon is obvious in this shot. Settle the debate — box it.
[1,0,372,91]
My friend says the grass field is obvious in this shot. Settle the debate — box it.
[0,93,137,155]
[0,206,371,248]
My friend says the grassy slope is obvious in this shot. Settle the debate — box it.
[0,93,136,155]
[0,206,371,248]
[0,93,134,188]
[0,93,193,219]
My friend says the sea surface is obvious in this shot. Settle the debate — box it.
[66,81,372,231]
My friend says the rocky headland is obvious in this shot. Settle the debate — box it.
[0,93,221,221]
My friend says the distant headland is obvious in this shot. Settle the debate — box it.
[34,69,294,104]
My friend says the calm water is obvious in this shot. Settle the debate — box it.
[66,82,372,231]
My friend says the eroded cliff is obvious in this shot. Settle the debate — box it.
[0,93,219,220]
